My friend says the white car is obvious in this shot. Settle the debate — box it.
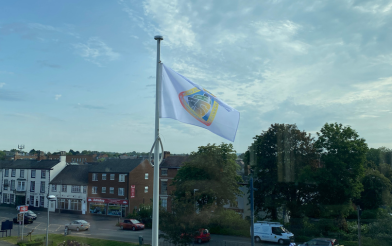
[65,220,90,231]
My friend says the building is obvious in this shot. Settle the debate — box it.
[159,152,189,212]
[49,165,89,214]
[87,158,153,217]
[0,152,67,211]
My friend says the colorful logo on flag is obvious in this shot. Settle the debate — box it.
[179,87,219,126]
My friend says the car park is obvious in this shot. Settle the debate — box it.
[298,238,339,246]
[119,219,145,231]
[65,220,90,231]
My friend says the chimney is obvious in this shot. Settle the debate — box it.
[164,151,170,159]
[60,151,66,163]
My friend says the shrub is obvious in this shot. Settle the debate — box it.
[208,209,250,237]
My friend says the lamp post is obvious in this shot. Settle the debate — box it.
[46,195,56,246]
[193,189,199,211]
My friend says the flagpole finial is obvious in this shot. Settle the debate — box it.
[154,35,163,40]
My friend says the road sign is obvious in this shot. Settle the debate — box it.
[17,213,24,222]
[18,206,28,212]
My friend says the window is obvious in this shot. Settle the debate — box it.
[40,196,44,206]
[62,185,67,192]
[161,199,167,210]
[71,185,81,193]
[41,170,46,179]
[102,187,106,193]
[92,173,98,181]
[30,181,35,192]
[92,187,97,194]
[3,194,9,203]
[31,170,36,178]
[83,186,87,194]
[110,174,115,180]
[102,174,106,180]
[30,196,34,206]
[11,169,16,177]
[145,186,148,193]
[119,174,125,182]
[145,173,149,179]
[161,181,168,195]
[40,181,45,193]
[52,184,57,192]
[70,199,82,210]
[60,199,69,209]
[11,180,15,190]
[10,194,14,204]
[4,169,9,177]
[20,169,24,178]
[4,179,8,190]
[17,181,26,191]
[118,188,124,196]
[110,187,114,194]
[161,169,168,176]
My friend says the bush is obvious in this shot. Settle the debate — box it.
[208,209,250,237]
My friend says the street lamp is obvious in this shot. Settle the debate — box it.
[193,189,199,211]
[46,195,56,246]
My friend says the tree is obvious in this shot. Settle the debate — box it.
[315,123,367,207]
[172,143,242,210]
[356,169,392,210]
[29,149,37,155]
[244,123,319,220]
[0,151,5,160]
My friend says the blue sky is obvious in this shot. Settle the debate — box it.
[1,0,392,154]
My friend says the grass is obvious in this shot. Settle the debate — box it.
[0,234,140,246]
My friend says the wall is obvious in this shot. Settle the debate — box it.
[128,159,154,212]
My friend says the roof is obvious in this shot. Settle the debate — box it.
[51,165,90,185]
[160,155,190,168]
[0,159,60,170]
[88,159,144,173]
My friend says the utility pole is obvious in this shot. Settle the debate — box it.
[357,205,361,246]
[250,176,255,246]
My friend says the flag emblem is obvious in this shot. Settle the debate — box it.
[179,87,219,126]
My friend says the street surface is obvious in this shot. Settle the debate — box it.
[0,206,282,245]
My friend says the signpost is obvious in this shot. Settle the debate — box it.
[17,205,28,240]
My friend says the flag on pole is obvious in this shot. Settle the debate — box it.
[160,64,240,142]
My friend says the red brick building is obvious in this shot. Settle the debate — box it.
[87,158,153,217]
[159,152,189,212]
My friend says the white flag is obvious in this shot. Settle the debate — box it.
[160,64,240,142]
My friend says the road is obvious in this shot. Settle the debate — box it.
[0,206,282,246]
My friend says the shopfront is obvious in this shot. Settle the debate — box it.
[87,197,128,217]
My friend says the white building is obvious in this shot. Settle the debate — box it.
[49,165,89,214]
[0,153,67,211]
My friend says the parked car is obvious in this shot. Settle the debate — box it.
[65,220,90,231]
[25,210,37,220]
[13,215,34,224]
[194,229,211,243]
[252,221,294,245]
[180,228,211,243]
[119,219,145,231]
[299,238,339,246]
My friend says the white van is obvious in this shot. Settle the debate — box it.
[251,221,294,245]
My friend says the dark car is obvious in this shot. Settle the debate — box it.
[299,238,339,246]
[13,215,34,224]
[25,210,37,220]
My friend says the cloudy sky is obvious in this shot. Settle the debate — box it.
[1,0,392,154]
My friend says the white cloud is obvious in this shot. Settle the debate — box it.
[73,37,120,66]
[0,83,5,88]
[0,71,14,75]
[28,23,59,32]
[55,94,62,100]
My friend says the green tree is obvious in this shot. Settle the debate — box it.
[0,150,5,160]
[29,149,37,155]
[356,169,392,210]
[244,123,319,219]
[172,143,242,210]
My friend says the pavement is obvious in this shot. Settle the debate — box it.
[0,206,282,246]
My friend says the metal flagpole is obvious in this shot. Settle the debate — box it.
[152,35,163,246]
